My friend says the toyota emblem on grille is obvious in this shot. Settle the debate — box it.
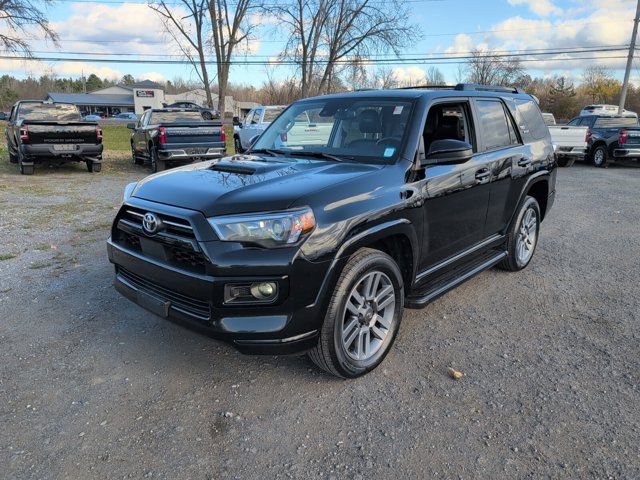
[142,212,162,234]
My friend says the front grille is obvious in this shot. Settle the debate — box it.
[118,267,211,321]
[122,207,195,239]
[113,206,207,274]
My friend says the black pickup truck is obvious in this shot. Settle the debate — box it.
[129,108,226,172]
[5,100,103,175]
[108,84,556,378]
[567,114,640,167]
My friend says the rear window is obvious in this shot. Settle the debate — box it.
[18,103,81,121]
[150,111,205,123]
[476,100,513,151]
[263,108,285,123]
[594,117,639,128]
[514,99,548,141]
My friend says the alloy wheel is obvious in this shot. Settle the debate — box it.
[516,206,538,266]
[341,271,396,361]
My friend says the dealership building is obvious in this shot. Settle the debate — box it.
[46,80,257,117]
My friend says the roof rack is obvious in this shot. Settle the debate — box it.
[395,83,526,94]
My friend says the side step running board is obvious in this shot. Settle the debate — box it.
[406,250,507,309]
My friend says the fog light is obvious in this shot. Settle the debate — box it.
[251,282,277,300]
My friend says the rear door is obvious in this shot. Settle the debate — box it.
[472,98,529,236]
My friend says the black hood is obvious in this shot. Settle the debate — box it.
[131,154,384,217]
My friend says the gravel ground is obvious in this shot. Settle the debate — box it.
[0,159,639,479]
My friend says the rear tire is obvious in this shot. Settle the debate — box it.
[150,148,165,172]
[591,145,609,168]
[308,248,404,378]
[557,156,575,168]
[20,163,34,175]
[498,196,540,272]
[87,161,101,173]
[234,136,244,154]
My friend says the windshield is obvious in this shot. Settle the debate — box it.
[252,98,414,163]
[18,103,81,121]
[150,111,205,123]
[594,117,639,128]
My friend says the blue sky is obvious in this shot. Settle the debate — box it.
[1,0,636,86]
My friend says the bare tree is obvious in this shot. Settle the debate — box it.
[465,50,524,86]
[273,0,416,97]
[0,0,58,54]
[425,66,445,86]
[150,0,214,107]
[209,0,263,115]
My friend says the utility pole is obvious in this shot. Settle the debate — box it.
[619,0,640,114]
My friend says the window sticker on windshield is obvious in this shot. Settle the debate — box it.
[393,106,403,115]
[384,147,396,157]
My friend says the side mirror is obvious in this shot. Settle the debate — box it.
[423,139,473,166]
[126,122,136,130]
[249,135,260,147]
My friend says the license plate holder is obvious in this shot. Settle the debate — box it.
[53,144,77,152]
[137,290,170,318]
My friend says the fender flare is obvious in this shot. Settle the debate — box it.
[310,218,419,308]
[507,171,550,230]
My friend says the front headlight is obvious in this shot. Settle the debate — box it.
[208,207,316,248]
[123,182,137,202]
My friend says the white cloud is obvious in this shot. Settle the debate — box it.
[445,0,636,73]
[392,67,427,84]
[507,0,562,17]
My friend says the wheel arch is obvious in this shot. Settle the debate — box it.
[312,220,419,305]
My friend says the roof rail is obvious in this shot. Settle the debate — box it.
[454,83,526,94]
[394,83,526,94]
[394,85,456,90]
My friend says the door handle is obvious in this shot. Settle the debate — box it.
[475,168,491,181]
[518,157,532,167]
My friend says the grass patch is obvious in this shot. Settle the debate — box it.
[0,253,17,261]
[101,125,132,152]
[29,261,52,269]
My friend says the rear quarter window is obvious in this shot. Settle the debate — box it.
[514,99,549,141]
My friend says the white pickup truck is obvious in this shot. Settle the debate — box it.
[548,124,589,167]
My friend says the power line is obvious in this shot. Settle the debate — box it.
[0,52,629,66]
[26,44,630,58]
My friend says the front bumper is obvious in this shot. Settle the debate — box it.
[20,143,103,163]
[107,237,331,355]
[613,148,640,159]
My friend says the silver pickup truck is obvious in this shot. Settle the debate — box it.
[548,124,589,167]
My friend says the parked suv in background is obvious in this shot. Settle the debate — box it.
[233,105,286,152]
[567,115,640,167]
[108,84,556,378]
[579,104,637,118]
[163,101,219,120]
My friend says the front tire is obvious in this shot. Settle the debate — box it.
[498,196,540,271]
[592,145,609,168]
[308,248,404,378]
[202,111,213,120]
[8,149,18,164]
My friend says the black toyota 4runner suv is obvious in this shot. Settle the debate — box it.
[107,84,556,378]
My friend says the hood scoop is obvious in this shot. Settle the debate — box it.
[209,162,257,175]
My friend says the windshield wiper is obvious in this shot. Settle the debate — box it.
[289,151,354,162]
[248,148,289,157]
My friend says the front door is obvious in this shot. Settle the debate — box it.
[418,100,493,270]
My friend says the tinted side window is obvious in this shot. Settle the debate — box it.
[476,100,512,152]
[514,99,548,140]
